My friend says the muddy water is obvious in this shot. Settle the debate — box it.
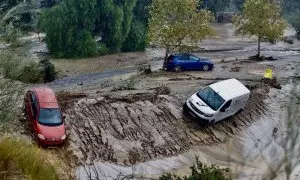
[75,80,300,180]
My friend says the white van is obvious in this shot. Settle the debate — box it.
[184,78,250,125]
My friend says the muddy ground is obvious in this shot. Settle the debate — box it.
[3,24,300,179]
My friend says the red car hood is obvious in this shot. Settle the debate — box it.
[37,123,65,138]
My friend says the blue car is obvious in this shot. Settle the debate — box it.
[165,53,214,72]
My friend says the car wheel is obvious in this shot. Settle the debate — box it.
[203,65,209,71]
[209,119,215,125]
[174,65,182,72]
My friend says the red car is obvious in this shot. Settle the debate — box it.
[24,87,66,147]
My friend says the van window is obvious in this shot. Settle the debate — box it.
[196,87,225,111]
[221,100,232,111]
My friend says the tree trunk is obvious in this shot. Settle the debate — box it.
[257,35,261,58]
[163,48,169,70]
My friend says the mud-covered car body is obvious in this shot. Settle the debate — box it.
[24,87,66,147]
[165,53,213,72]
[184,79,250,125]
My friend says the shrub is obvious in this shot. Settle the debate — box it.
[159,157,229,180]
[97,42,109,56]
[40,58,57,82]
[0,56,57,83]
[18,61,44,83]
[0,138,59,180]
[112,78,137,92]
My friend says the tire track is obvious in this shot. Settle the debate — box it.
[56,86,269,166]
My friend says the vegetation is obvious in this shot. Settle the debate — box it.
[121,0,152,52]
[40,0,152,58]
[288,11,300,37]
[0,0,38,43]
[233,0,287,58]
[199,0,230,15]
[0,55,57,83]
[148,0,215,68]
[159,157,229,180]
[40,0,97,58]
[0,138,59,180]
[95,0,137,53]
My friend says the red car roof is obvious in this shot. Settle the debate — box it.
[34,87,59,109]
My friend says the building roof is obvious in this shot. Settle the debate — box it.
[34,87,59,108]
[209,79,250,101]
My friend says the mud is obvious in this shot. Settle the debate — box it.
[57,82,270,168]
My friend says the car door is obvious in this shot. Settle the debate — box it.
[189,55,201,70]
[217,100,233,122]
[29,92,38,131]
[25,91,31,118]
[179,54,190,69]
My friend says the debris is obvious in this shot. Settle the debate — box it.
[283,37,294,44]
[261,77,282,89]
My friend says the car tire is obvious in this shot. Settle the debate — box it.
[174,65,182,72]
[183,102,188,115]
[203,65,209,71]
[209,119,215,125]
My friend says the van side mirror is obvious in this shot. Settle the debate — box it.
[220,108,229,113]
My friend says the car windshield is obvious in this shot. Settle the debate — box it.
[38,108,62,126]
[196,87,225,111]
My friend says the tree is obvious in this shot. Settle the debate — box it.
[40,0,97,58]
[121,0,152,52]
[0,0,38,43]
[288,11,300,38]
[95,0,137,53]
[233,0,245,12]
[200,0,230,15]
[282,0,300,15]
[233,0,287,58]
[148,0,215,69]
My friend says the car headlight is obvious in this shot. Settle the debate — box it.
[61,134,66,140]
[37,134,45,140]
[204,113,213,117]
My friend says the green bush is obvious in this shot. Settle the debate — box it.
[40,58,57,82]
[0,138,59,180]
[97,42,109,56]
[18,61,44,83]
[0,56,57,83]
[159,157,229,180]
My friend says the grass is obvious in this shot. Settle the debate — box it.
[0,138,59,180]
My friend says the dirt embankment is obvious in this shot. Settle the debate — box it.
[55,82,270,168]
